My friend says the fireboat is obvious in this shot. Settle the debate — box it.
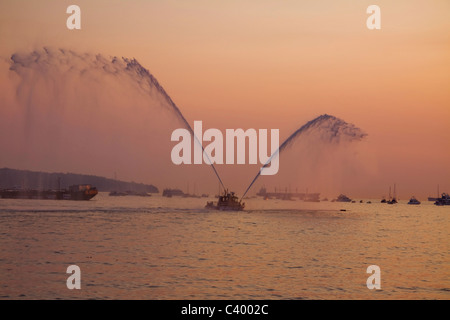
[205,190,245,211]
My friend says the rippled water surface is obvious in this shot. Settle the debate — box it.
[0,193,448,299]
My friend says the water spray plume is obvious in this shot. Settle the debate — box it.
[241,114,367,200]
[8,47,227,190]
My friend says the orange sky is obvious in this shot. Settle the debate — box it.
[0,0,449,198]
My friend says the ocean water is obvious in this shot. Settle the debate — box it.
[0,193,448,300]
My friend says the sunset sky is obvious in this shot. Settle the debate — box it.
[0,0,449,198]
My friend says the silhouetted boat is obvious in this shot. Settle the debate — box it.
[335,194,352,202]
[162,188,184,197]
[0,184,98,201]
[387,184,398,204]
[434,193,450,206]
[407,197,421,205]
[387,198,397,204]
[428,185,441,202]
[205,190,245,211]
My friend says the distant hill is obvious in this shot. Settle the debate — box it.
[0,168,158,193]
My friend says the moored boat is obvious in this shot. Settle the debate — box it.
[162,188,184,197]
[335,194,352,202]
[387,197,398,204]
[0,184,98,201]
[386,184,398,204]
[434,193,450,206]
[428,185,441,202]
[407,196,421,205]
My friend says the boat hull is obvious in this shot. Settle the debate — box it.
[205,203,244,211]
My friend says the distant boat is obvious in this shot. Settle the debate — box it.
[407,197,421,205]
[434,193,450,206]
[335,194,352,202]
[0,184,98,201]
[387,198,397,204]
[428,184,441,202]
[387,184,398,204]
[205,190,245,211]
[162,188,184,197]
[182,183,201,198]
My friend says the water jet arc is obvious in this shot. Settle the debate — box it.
[241,114,367,200]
